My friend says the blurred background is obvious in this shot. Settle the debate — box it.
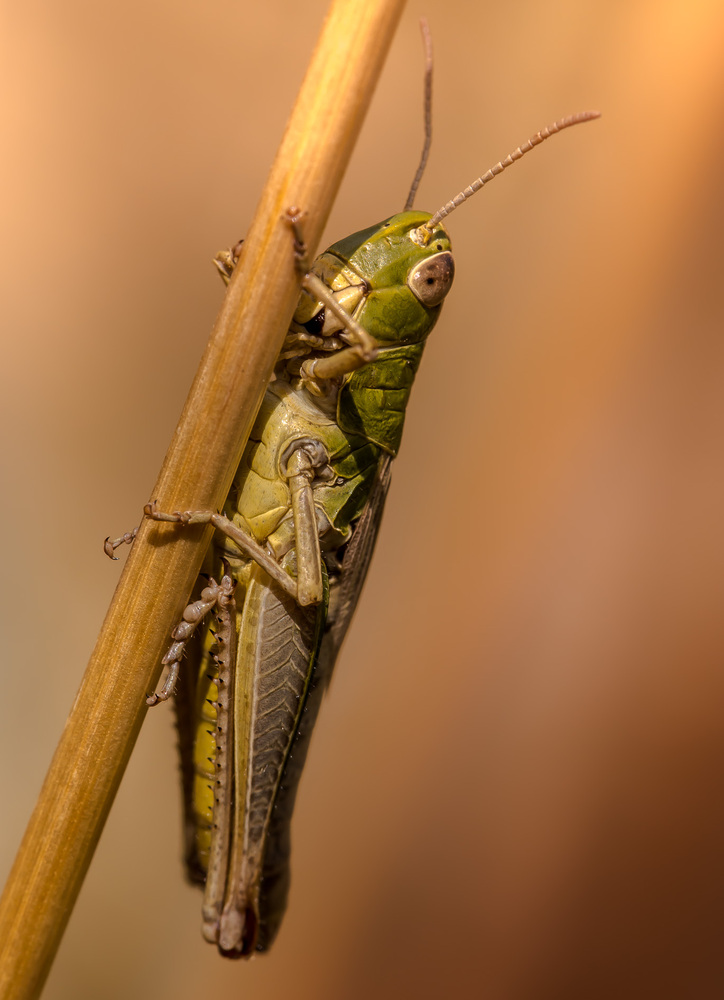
[2,1,724,997]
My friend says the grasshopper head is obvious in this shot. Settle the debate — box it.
[325,211,455,346]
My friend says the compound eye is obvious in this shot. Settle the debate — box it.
[407,251,455,307]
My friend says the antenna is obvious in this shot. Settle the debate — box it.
[403,18,434,212]
[423,110,601,232]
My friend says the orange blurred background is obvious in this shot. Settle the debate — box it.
[2,1,724,997]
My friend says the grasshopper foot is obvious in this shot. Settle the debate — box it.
[143,501,196,525]
[213,238,244,286]
[104,528,138,560]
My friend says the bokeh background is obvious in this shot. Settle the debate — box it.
[2,1,724,997]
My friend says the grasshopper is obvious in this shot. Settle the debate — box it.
[108,27,598,957]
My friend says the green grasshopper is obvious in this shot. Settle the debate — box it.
[108,38,598,957]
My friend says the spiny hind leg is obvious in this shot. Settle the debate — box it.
[148,570,236,706]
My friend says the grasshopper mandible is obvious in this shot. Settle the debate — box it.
[107,24,599,958]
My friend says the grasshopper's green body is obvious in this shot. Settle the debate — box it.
[129,101,598,957]
[166,211,454,956]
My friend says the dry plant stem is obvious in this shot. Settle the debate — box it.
[0,1,406,996]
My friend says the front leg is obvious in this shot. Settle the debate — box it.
[299,272,378,382]
[282,207,378,385]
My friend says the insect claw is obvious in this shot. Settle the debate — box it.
[213,239,244,285]
[103,527,138,559]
